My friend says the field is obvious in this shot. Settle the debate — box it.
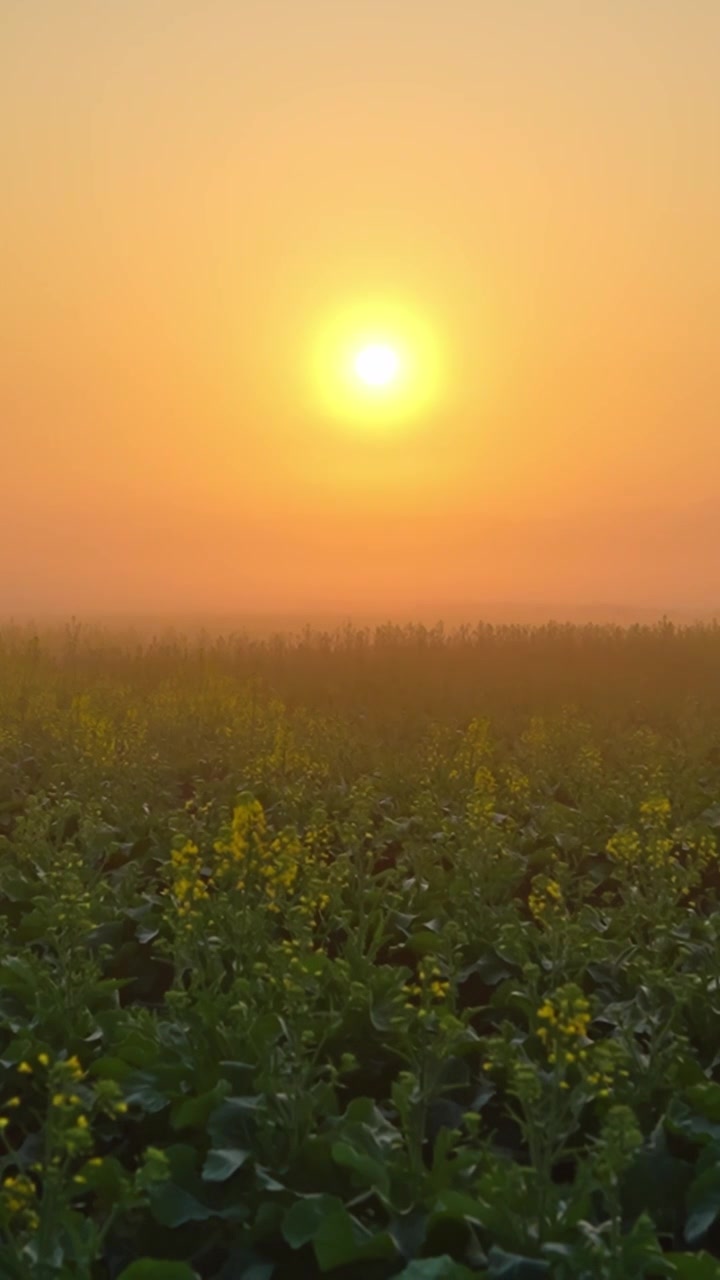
[3,621,720,1279]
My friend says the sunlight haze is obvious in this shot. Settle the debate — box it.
[2,1,719,617]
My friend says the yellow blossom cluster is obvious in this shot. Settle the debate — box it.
[296,890,331,918]
[1,1173,39,1232]
[503,766,531,803]
[0,1053,101,1162]
[605,829,643,864]
[70,693,119,767]
[42,856,96,931]
[302,815,335,860]
[536,986,629,1098]
[639,795,672,822]
[584,1039,630,1098]
[404,961,451,1014]
[213,796,307,913]
[688,831,718,871]
[528,873,566,923]
[165,794,331,927]
[214,793,267,877]
[238,708,331,794]
[167,840,210,918]
[606,795,717,892]
[537,987,591,1050]
[12,1051,82,1083]
[467,764,498,824]
[606,825,675,872]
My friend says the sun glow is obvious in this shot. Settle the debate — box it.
[308,299,443,430]
[354,343,400,389]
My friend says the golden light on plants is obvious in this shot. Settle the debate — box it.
[309,299,444,430]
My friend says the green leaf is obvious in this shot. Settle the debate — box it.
[122,1071,171,1114]
[666,1097,720,1148]
[208,1096,263,1146]
[388,1209,428,1259]
[149,1182,215,1227]
[201,1146,250,1183]
[112,1028,164,1068]
[80,1155,128,1203]
[699,803,720,830]
[459,952,512,988]
[171,1079,231,1132]
[432,1190,487,1225]
[396,1258,475,1279]
[622,1144,692,1233]
[406,930,446,956]
[282,1194,346,1248]
[90,1055,133,1082]
[686,1163,720,1243]
[117,1263,198,1280]
[331,1139,391,1198]
[687,1084,720,1122]
[370,996,406,1032]
[147,1143,249,1227]
[665,1254,720,1279]
[487,1247,550,1278]
[314,1206,363,1267]
[211,1248,274,1280]
[312,1206,396,1272]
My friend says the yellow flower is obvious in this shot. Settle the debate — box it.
[36,1053,50,1067]
[529,874,566,923]
[639,796,671,821]
[467,765,497,823]
[606,829,642,864]
[17,1062,33,1075]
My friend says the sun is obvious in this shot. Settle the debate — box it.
[308,298,444,430]
[353,342,400,389]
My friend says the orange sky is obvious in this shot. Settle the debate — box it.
[2,1,719,618]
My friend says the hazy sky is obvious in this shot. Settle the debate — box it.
[2,1,719,617]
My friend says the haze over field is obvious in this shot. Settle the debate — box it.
[2,1,719,618]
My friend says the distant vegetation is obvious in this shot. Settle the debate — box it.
[2,622,720,1278]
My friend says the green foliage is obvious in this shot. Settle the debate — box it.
[1,621,720,1276]
[117,1265,198,1280]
